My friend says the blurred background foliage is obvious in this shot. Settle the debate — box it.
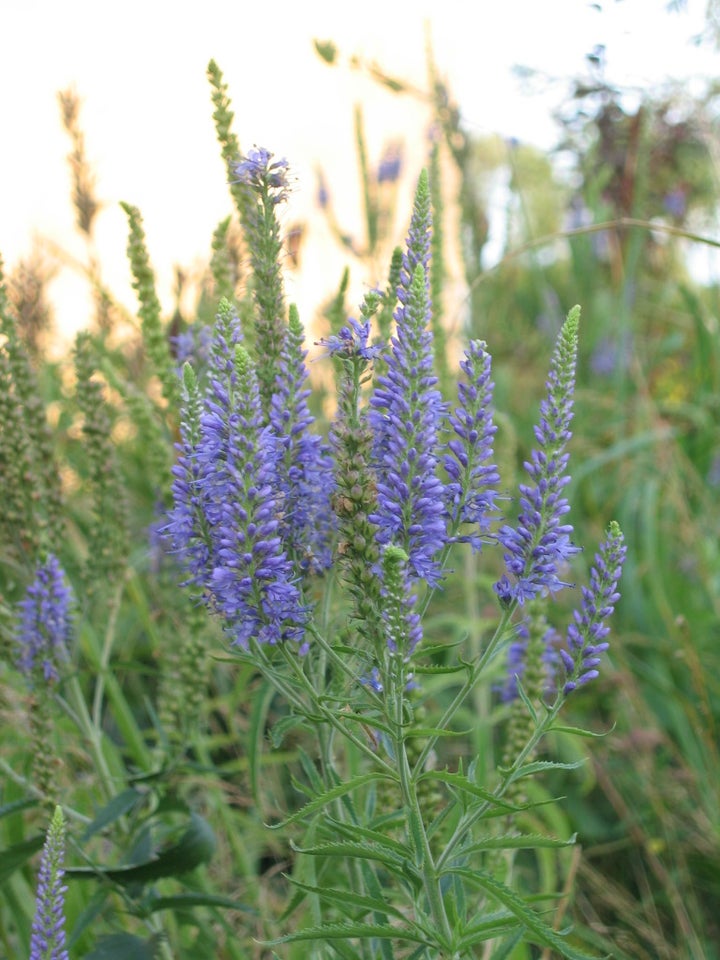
[2,3,720,957]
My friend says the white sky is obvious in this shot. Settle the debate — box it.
[0,0,716,344]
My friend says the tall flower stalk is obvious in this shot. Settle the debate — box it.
[495,306,582,606]
[445,338,499,549]
[166,305,307,650]
[369,170,447,587]
[232,146,290,418]
[561,520,626,693]
[269,305,334,573]
[30,805,69,960]
[14,555,74,802]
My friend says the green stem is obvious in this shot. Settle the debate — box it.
[58,672,118,802]
[412,605,516,776]
[273,640,396,776]
[388,659,454,956]
[0,759,91,824]
[437,697,564,872]
[91,578,125,729]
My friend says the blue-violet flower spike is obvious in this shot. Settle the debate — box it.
[444,339,500,549]
[369,171,447,585]
[495,306,582,605]
[165,314,236,587]
[560,520,625,694]
[201,345,308,650]
[369,263,447,585]
[270,305,334,572]
[30,805,69,960]
[16,555,73,684]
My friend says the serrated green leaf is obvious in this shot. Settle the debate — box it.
[145,892,255,914]
[284,877,408,922]
[487,926,526,958]
[446,869,604,960]
[412,662,467,676]
[549,723,611,739]
[515,677,538,724]
[262,920,433,948]
[0,834,44,885]
[296,746,326,794]
[248,680,276,807]
[269,772,393,829]
[290,839,417,878]
[508,759,585,783]
[81,788,146,842]
[83,933,158,959]
[0,796,38,819]
[335,710,395,738]
[66,813,215,886]
[406,804,426,866]
[442,832,577,861]
[454,912,522,951]
[269,713,308,749]
[319,817,410,858]
[418,770,517,810]
[406,725,472,738]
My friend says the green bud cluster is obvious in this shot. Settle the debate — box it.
[120,202,179,409]
[207,59,253,223]
[73,333,129,592]
[0,263,64,559]
[331,365,384,652]
[157,601,210,752]
[239,178,287,420]
[28,692,61,808]
[501,600,553,807]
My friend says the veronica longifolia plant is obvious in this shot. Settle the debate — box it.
[166,148,625,959]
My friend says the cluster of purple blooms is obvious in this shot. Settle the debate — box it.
[234,146,291,204]
[15,554,73,684]
[161,147,624,695]
[165,301,320,650]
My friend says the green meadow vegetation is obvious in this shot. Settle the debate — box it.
[1,35,719,960]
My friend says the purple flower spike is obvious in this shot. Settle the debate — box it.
[495,307,581,605]
[165,301,243,586]
[562,521,625,694]
[16,555,73,684]
[445,340,499,549]
[30,805,69,960]
[270,306,335,573]
[370,171,447,586]
[200,345,308,649]
[377,143,403,184]
[370,264,447,585]
[166,305,308,652]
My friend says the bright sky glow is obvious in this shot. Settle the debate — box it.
[0,0,715,343]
